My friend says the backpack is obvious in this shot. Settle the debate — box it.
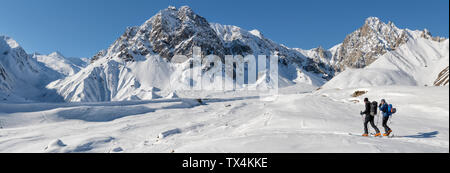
[370,101,378,116]
[387,104,397,114]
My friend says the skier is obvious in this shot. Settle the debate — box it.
[360,98,381,137]
[378,99,393,136]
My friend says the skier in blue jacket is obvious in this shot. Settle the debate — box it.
[379,99,393,136]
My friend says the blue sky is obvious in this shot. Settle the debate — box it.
[0,0,448,58]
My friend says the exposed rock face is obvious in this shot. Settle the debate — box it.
[92,6,227,62]
[293,46,335,79]
[329,17,408,72]
[306,46,334,78]
[420,29,447,42]
[91,50,106,63]
[149,6,227,60]
[434,66,449,86]
[0,63,11,92]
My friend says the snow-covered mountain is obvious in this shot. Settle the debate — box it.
[47,6,331,102]
[0,36,54,101]
[44,8,450,102]
[288,16,449,89]
[323,31,449,89]
[0,36,88,102]
[210,23,334,80]
[1,6,448,102]
[34,52,89,76]
[300,17,447,75]
[330,17,409,71]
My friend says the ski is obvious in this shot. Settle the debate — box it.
[348,132,397,138]
[348,133,382,138]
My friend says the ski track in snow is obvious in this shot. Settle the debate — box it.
[0,85,448,153]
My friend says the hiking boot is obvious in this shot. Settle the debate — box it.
[362,134,369,137]
[374,133,381,137]
[383,133,389,136]
[387,130,393,135]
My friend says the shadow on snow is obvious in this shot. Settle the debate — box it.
[0,96,260,114]
[397,131,439,138]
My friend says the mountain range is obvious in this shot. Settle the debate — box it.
[1,6,448,102]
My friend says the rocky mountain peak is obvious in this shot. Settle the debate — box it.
[364,17,396,29]
[148,6,225,60]
[92,6,226,63]
[330,17,408,72]
[178,6,195,17]
[167,5,177,10]
[361,17,401,37]
[364,17,382,27]
[420,29,447,42]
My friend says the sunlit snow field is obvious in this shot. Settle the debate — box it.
[0,85,447,153]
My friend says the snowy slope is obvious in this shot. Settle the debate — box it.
[0,36,38,94]
[47,55,174,102]
[0,36,67,102]
[323,31,449,89]
[0,85,447,153]
[34,52,88,76]
[0,36,90,102]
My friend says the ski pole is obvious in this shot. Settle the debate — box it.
[378,110,381,126]
[376,111,380,126]
[361,113,364,124]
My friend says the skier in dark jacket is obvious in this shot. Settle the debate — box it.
[379,99,393,136]
[360,98,381,137]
